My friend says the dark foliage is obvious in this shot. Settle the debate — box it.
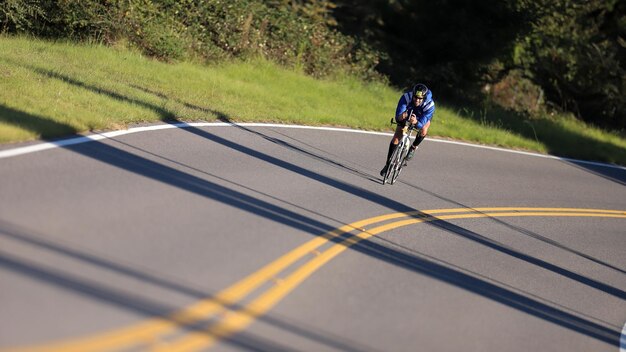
[332,0,529,97]
[331,0,624,130]
[0,0,382,79]
[515,0,625,130]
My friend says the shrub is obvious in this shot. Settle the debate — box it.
[487,70,544,115]
[0,0,45,33]
[0,0,381,79]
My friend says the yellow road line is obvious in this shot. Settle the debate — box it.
[161,210,626,351]
[11,208,626,351]
[12,213,409,351]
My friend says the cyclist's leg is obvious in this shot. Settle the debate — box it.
[406,127,424,161]
[412,120,430,150]
[412,130,426,148]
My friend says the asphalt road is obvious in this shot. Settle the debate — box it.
[0,123,625,352]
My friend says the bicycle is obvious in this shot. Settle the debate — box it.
[382,118,418,185]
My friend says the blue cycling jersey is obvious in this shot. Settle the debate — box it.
[395,89,435,129]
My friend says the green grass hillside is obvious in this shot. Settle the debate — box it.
[1,36,625,165]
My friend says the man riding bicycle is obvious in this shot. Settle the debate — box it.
[380,83,435,176]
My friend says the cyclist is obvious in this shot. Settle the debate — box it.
[380,83,435,176]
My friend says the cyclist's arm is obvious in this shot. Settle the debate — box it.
[416,101,435,129]
[397,110,409,122]
[394,95,410,123]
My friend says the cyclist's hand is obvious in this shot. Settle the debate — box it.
[409,113,417,125]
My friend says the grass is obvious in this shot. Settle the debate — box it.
[1,35,625,166]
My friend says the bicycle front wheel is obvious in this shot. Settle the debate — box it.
[389,143,407,184]
[382,144,401,184]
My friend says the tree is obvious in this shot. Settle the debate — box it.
[516,0,625,129]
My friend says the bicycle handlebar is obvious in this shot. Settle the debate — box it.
[391,107,418,128]
[390,117,417,131]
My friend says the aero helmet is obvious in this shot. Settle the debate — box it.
[412,83,428,99]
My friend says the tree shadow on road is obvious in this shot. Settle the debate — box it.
[0,222,372,352]
[126,83,384,185]
[398,179,626,277]
[349,235,622,345]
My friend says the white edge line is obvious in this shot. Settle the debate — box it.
[1,122,625,171]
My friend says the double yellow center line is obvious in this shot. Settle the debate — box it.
[16,207,626,351]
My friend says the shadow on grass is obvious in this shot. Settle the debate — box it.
[0,105,78,140]
[1,67,623,348]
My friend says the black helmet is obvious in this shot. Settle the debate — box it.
[412,83,428,99]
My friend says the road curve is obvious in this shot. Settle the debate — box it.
[0,123,625,352]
